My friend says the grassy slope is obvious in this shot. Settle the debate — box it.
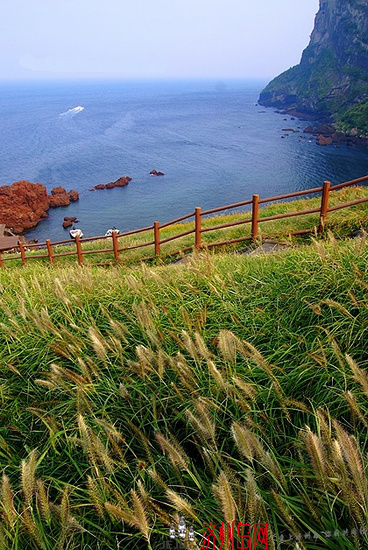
[0,233,367,548]
[3,185,368,269]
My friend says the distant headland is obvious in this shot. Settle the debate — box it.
[259,0,368,145]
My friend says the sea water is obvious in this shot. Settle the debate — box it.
[1,79,367,241]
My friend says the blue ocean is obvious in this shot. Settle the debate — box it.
[1,80,368,241]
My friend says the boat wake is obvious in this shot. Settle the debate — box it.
[60,106,84,117]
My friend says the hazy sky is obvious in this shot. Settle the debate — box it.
[0,0,319,81]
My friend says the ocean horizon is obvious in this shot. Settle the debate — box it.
[1,79,368,242]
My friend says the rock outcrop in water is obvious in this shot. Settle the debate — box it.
[259,0,368,138]
[92,176,132,191]
[0,181,80,233]
[63,216,79,229]
[49,186,79,207]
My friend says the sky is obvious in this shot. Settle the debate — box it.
[0,0,319,81]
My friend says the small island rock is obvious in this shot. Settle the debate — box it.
[63,216,79,229]
[93,176,132,190]
[49,187,80,208]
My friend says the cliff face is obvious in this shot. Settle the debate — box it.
[259,0,368,135]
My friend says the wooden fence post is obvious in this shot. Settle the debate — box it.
[251,194,260,241]
[319,180,331,232]
[75,235,83,265]
[154,221,160,256]
[46,239,54,264]
[195,207,202,249]
[112,231,119,262]
[18,241,27,266]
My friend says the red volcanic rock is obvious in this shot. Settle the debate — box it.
[112,176,132,186]
[68,190,79,202]
[63,216,78,229]
[49,186,79,207]
[316,124,334,136]
[51,186,65,195]
[93,176,132,190]
[49,187,70,208]
[317,134,333,146]
[0,180,49,234]
[150,170,165,176]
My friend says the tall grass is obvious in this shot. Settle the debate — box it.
[0,234,367,548]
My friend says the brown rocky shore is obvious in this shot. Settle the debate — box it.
[285,115,368,147]
[0,180,79,234]
[276,108,368,147]
[272,105,367,147]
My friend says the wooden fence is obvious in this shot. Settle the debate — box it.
[1,175,368,268]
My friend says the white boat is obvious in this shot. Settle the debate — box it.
[70,106,84,114]
[60,106,84,116]
[70,228,84,239]
[105,227,121,237]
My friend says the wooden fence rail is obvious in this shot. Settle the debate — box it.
[1,175,368,267]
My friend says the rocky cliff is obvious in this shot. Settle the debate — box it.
[259,0,368,136]
[0,181,79,234]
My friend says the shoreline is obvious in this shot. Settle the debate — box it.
[259,103,368,148]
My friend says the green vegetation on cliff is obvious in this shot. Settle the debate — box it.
[260,0,368,136]
[337,99,368,134]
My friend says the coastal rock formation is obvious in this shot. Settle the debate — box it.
[0,180,49,234]
[0,181,80,233]
[150,170,165,176]
[63,216,79,229]
[49,187,80,207]
[317,134,333,146]
[92,176,132,190]
[68,190,79,202]
[259,0,368,137]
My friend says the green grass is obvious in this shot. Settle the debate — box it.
[0,230,368,548]
[3,185,368,269]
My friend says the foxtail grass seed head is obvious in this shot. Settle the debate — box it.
[1,474,17,527]
[207,360,227,390]
[87,476,105,518]
[218,330,239,364]
[88,327,108,363]
[303,427,328,486]
[166,490,198,522]
[36,479,51,524]
[213,471,237,523]
[181,330,199,361]
[21,450,38,506]
[346,354,368,395]
[155,432,189,470]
